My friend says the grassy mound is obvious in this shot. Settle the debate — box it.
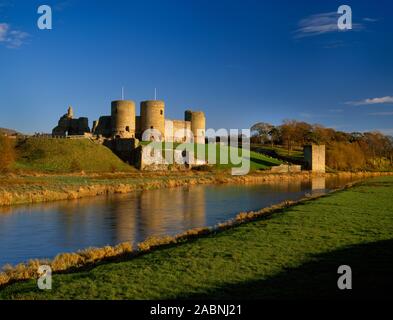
[13,138,134,173]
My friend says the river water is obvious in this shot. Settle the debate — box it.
[0,176,362,266]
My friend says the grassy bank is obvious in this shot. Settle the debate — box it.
[1,176,392,299]
[1,171,391,207]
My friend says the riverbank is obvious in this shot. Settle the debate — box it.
[1,170,392,207]
[1,176,392,299]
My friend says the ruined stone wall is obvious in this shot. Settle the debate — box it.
[103,138,139,164]
[173,120,192,142]
[134,145,201,171]
[68,118,89,135]
[52,108,90,137]
[304,144,326,173]
[173,120,192,143]
[164,119,174,142]
[93,116,112,137]
[185,110,193,122]
[135,116,141,138]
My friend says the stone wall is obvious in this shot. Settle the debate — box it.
[165,119,192,143]
[134,145,206,171]
[104,138,139,164]
[93,116,112,137]
[52,108,90,137]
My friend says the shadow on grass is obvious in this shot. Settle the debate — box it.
[242,156,278,168]
[179,239,393,300]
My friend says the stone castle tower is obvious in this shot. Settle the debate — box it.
[111,100,136,138]
[92,99,206,144]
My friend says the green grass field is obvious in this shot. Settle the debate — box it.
[1,177,392,299]
[251,144,304,164]
[143,142,282,170]
[13,138,134,173]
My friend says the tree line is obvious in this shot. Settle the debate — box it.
[251,120,393,171]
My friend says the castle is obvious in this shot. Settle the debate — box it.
[51,102,327,172]
[52,100,206,144]
[52,107,90,137]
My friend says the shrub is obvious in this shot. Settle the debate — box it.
[0,135,15,172]
[326,142,367,171]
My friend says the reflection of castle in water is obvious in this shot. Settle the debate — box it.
[1,188,206,246]
[312,176,326,191]
[136,187,206,240]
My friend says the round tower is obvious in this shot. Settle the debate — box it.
[111,100,136,138]
[190,111,206,144]
[140,100,165,141]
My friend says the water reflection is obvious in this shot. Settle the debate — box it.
[0,176,361,266]
[311,176,327,195]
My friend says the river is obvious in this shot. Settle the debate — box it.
[0,176,363,266]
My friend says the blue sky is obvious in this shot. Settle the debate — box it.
[0,0,392,134]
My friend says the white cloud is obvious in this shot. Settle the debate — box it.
[368,111,393,116]
[0,22,29,48]
[294,12,363,39]
[346,96,393,106]
[363,17,378,22]
[376,128,393,136]
[0,23,8,41]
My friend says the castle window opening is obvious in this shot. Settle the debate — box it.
[126,126,130,132]
[160,110,163,115]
